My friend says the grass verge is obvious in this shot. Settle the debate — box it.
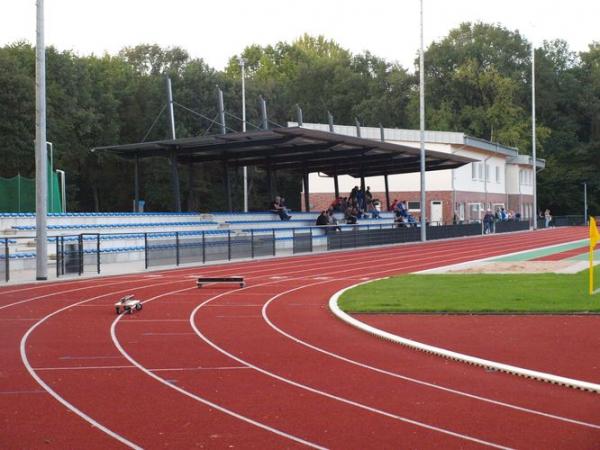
[339,265,600,313]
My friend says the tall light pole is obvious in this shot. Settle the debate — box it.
[241,58,248,212]
[531,45,538,229]
[419,0,427,241]
[35,0,48,280]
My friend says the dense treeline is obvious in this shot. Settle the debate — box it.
[0,24,598,214]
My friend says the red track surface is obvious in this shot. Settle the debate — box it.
[1,227,600,449]
[533,245,589,261]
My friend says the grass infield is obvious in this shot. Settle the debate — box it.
[339,266,600,313]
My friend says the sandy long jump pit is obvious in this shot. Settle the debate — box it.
[427,259,591,274]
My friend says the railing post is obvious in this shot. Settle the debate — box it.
[55,236,59,279]
[353,225,357,248]
[60,236,65,275]
[144,232,148,269]
[251,229,255,259]
[96,233,100,274]
[78,234,83,275]
[4,238,9,282]
[227,230,231,260]
[175,231,180,266]
[272,229,276,256]
[202,231,206,264]
[309,227,313,252]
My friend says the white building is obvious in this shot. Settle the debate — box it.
[292,123,544,223]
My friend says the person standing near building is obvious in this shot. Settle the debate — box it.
[483,209,494,234]
[544,209,552,228]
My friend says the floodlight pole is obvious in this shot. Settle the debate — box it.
[531,45,537,229]
[240,58,248,212]
[35,0,48,280]
[419,0,427,240]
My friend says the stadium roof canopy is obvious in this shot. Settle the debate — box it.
[91,126,475,178]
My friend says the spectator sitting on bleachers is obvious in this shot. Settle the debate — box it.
[369,199,381,219]
[316,210,329,226]
[327,208,342,231]
[395,200,408,218]
[345,205,358,225]
[395,215,406,227]
[389,198,398,212]
[271,196,291,221]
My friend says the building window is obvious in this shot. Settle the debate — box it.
[485,164,490,181]
[496,166,501,183]
[472,163,477,180]
[478,163,483,180]
[408,201,420,211]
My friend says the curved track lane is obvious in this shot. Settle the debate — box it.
[2,227,599,448]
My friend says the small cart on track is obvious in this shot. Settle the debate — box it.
[115,294,143,315]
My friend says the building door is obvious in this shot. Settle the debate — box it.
[430,201,443,224]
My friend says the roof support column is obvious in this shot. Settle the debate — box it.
[267,163,274,201]
[328,112,334,132]
[187,160,194,212]
[384,174,391,211]
[333,168,340,199]
[134,154,140,212]
[303,170,310,212]
[260,96,268,130]
[223,160,232,212]
[169,152,181,212]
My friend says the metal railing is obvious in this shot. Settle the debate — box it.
[0,215,591,283]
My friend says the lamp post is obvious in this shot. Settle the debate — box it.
[35,0,48,280]
[240,57,248,212]
[419,0,427,240]
[531,45,537,229]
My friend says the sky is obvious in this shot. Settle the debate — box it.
[1,0,599,71]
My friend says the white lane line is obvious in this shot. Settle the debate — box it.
[150,366,250,372]
[111,285,328,450]
[0,389,47,395]
[20,279,185,450]
[189,279,512,450]
[142,332,197,336]
[329,281,600,394]
[35,365,134,371]
[215,315,262,319]
[33,365,249,372]
[262,282,600,431]
[59,355,124,360]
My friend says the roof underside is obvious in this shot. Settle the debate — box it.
[92,127,475,177]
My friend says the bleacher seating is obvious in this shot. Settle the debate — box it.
[0,210,396,270]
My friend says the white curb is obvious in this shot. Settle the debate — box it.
[329,279,600,394]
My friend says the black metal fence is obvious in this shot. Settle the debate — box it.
[0,216,591,283]
[537,215,586,229]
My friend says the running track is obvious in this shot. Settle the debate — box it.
[1,227,599,449]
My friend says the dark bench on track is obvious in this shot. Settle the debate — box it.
[197,276,245,288]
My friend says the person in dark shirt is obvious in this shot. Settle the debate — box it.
[271,196,291,221]
[316,210,329,226]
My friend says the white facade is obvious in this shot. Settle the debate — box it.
[293,123,544,222]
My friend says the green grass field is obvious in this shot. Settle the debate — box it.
[339,265,600,313]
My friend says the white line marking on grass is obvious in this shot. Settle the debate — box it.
[329,280,600,396]
[189,280,513,450]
